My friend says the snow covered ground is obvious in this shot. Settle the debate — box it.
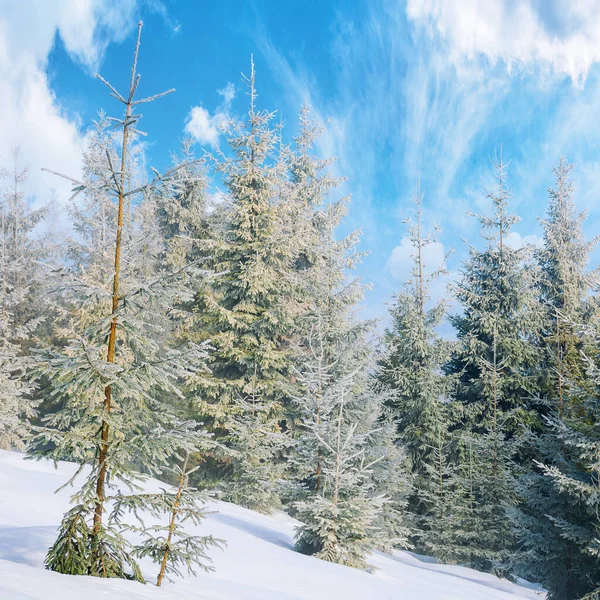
[0,450,545,599]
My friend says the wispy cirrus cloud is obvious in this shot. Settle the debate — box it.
[252,0,600,322]
[406,0,600,86]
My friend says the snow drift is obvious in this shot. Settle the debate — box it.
[0,450,545,599]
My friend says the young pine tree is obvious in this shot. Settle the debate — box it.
[31,23,215,582]
[126,439,225,587]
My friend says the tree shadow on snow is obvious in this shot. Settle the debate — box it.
[210,513,294,550]
[0,526,56,567]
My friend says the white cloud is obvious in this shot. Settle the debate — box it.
[385,235,456,312]
[504,231,544,250]
[218,82,236,104]
[406,0,600,85]
[0,0,141,215]
[185,82,236,147]
[185,106,223,147]
[386,236,446,282]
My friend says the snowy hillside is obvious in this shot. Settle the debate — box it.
[0,451,544,600]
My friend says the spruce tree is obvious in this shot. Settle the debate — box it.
[286,109,406,564]
[186,60,293,511]
[284,106,364,494]
[0,148,49,448]
[446,153,538,574]
[377,180,452,546]
[513,160,599,599]
[31,22,216,582]
[293,343,387,570]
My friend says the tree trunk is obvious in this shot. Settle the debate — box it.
[92,23,140,538]
[157,454,189,587]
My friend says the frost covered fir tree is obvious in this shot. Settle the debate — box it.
[513,160,599,600]
[535,159,596,418]
[30,23,217,582]
[293,346,387,570]
[285,112,406,563]
[282,106,369,466]
[277,105,343,440]
[187,60,292,511]
[290,299,399,565]
[535,386,600,599]
[283,105,364,490]
[446,154,538,574]
[377,181,452,544]
[0,149,50,448]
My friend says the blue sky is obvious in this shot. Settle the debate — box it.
[2,0,600,324]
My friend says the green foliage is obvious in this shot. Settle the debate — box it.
[46,505,143,581]
[377,184,452,547]
[295,494,385,570]
[184,63,298,510]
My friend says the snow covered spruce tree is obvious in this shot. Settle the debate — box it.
[513,160,599,599]
[0,148,50,448]
[445,153,538,574]
[283,105,365,491]
[186,60,292,512]
[377,180,452,546]
[286,109,406,565]
[535,159,596,419]
[292,339,387,570]
[534,366,600,600]
[30,23,217,582]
